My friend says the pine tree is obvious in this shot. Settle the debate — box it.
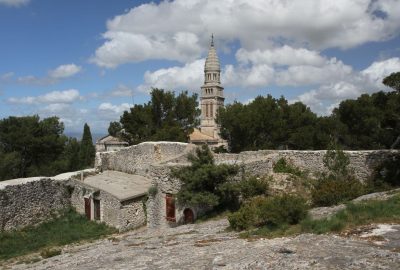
[79,123,95,168]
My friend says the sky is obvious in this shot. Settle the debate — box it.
[0,0,400,134]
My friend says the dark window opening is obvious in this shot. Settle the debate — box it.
[94,199,100,220]
[165,194,176,222]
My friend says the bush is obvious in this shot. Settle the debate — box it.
[40,247,62,258]
[148,185,158,197]
[311,175,365,207]
[311,143,365,207]
[373,153,400,188]
[229,194,308,231]
[258,194,308,226]
[238,176,269,200]
[273,158,304,177]
[228,196,265,230]
[173,145,238,209]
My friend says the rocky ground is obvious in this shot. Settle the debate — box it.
[3,218,400,270]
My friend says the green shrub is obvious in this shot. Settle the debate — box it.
[238,176,269,200]
[229,194,308,230]
[311,176,364,207]
[40,247,62,258]
[258,194,308,226]
[311,142,365,207]
[173,145,238,209]
[373,153,400,188]
[228,196,265,230]
[273,158,304,177]
[147,185,158,197]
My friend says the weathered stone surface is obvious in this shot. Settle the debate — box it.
[0,170,94,232]
[7,218,400,270]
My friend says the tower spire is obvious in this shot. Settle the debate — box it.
[211,34,214,47]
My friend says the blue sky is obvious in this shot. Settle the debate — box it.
[0,0,399,134]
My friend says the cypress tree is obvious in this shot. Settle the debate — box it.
[79,123,95,168]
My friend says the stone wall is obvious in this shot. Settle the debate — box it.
[215,149,399,181]
[0,178,70,231]
[95,142,399,228]
[95,142,195,176]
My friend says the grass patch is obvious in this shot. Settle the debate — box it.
[0,208,116,261]
[195,209,231,224]
[239,193,400,239]
[273,158,305,178]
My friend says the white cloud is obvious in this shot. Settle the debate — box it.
[48,64,82,79]
[0,0,30,7]
[0,72,14,81]
[15,64,81,85]
[98,102,132,114]
[361,57,400,84]
[223,64,275,88]
[294,57,400,115]
[276,58,353,86]
[92,0,400,68]
[138,59,204,92]
[109,84,134,97]
[7,89,81,104]
[236,46,325,67]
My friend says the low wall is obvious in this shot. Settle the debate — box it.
[0,178,70,231]
[215,150,399,180]
[95,141,195,176]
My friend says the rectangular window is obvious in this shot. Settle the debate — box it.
[165,194,176,222]
[210,104,213,117]
[93,199,100,220]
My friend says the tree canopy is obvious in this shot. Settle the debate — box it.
[0,116,95,181]
[119,88,200,144]
[217,89,399,152]
[79,123,95,168]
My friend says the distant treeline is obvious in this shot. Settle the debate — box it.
[0,117,95,181]
[218,90,400,152]
[110,72,400,153]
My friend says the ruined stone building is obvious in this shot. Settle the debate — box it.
[95,134,128,152]
[189,35,227,148]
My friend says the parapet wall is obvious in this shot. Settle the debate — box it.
[0,170,94,232]
[215,149,399,180]
[95,141,195,176]
[96,142,398,181]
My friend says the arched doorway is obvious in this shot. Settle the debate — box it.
[183,208,194,224]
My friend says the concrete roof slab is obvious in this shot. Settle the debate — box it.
[82,171,152,201]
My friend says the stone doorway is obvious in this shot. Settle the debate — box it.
[183,208,194,224]
[84,197,91,220]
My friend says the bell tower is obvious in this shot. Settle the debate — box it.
[200,35,225,139]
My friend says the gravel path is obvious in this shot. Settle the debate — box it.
[6,218,400,270]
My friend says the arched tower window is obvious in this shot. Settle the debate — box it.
[205,104,209,117]
[210,103,213,117]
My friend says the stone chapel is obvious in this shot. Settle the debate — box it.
[189,35,227,148]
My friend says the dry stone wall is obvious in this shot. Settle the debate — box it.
[95,142,195,176]
[215,149,399,181]
[0,178,70,231]
[96,142,399,228]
